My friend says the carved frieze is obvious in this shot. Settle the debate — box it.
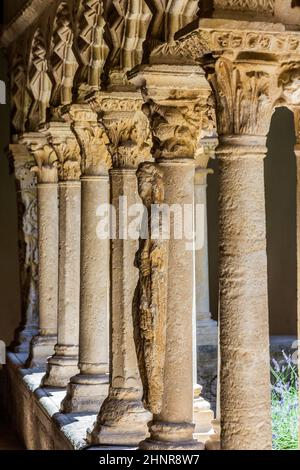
[134,162,168,415]
[151,28,300,63]
[214,0,275,13]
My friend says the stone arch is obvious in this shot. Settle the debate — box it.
[10,53,31,132]
[50,1,78,106]
[265,107,297,337]
[28,28,52,130]
[145,0,199,44]
[75,0,109,88]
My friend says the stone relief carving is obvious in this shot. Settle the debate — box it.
[77,0,109,88]
[209,57,278,136]
[133,162,168,415]
[28,30,52,130]
[141,98,203,159]
[214,0,275,13]
[9,146,39,351]
[278,62,300,107]
[50,2,78,106]
[152,28,300,63]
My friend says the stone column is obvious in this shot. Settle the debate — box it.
[292,109,300,447]
[42,123,81,387]
[205,56,278,450]
[194,164,217,347]
[88,92,152,446]
[217,135,272,450]
[9,143,39,355]
[130,64,210,450]
[18,133,59,368]
[60,106,112,413]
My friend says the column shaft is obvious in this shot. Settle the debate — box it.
[294,145,300,447]
[88,169,150,446]
[217,139,272,450]
[43,181,81,387]
[141,161,203,450]
[61,176,109,412]
[27,183,58,367]
[194,171,217,346]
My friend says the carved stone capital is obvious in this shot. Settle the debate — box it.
[87,92,152,169]
[129,65,211,160]
[196,136,219,169]
[207,57,280,137]
[43,122,82,182]
[62,104,112,176]
[18,131,58,184]
[277,62,300,107]
[9,142,37,190]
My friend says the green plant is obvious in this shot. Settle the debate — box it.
[271,353,298,450]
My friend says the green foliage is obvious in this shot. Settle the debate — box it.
[271,353,298,450]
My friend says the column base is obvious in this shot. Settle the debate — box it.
[26,335,57,369]
[42,353,79,388]
[139,422,204,450]
[205,419,221,450]
[196,318,218,347]
[60,374,109,413]
[193,388,214,443]
[87,387,151,446]
[11,325,39,354]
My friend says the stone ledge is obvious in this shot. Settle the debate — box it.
[2,352,96,450]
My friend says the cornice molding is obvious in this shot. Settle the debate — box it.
[0,0,55,48]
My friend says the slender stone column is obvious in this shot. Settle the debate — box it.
[88,169,151,445]
[9,143,39,355]
[292,110,300,447]
[18,133,59,368]
[194,167,217,347]
[42,123,81,387]
[217,135,271,450]
[204,56,278,450]
[88,92,152,446]
[61,106,112,412]
[130,64,210,450]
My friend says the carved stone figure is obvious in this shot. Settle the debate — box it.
[10,145,39,353]
[142,98,202,158]
[133,162,168,415]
